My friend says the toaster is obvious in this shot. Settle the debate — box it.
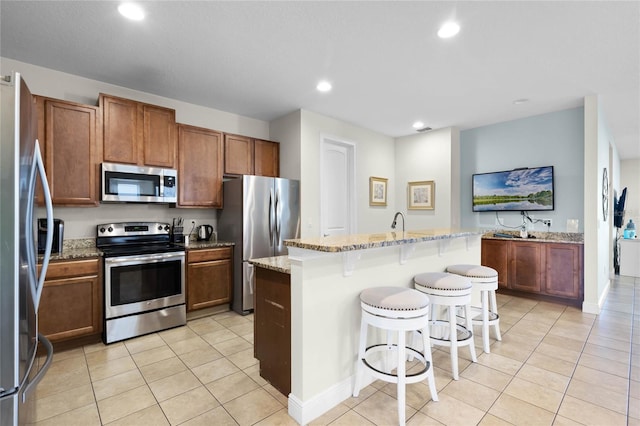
[38,218,64,254]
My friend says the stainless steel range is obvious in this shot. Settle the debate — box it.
[97,222,186,344]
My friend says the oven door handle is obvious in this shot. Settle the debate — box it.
[105,252,185,264]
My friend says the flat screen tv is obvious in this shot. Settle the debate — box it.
[472,166,555,212]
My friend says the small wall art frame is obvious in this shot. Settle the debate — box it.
[408,180,435,210]
[369,176,388,206]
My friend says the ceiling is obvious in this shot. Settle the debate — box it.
[2,1,638,159]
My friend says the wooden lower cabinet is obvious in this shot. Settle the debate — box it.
[509,241,543,293]
[481,238,583,304]
[186,247,233,311]
[39,258,102,342]
[545,243,583,298]
[480,239,509,289]
[254,267,291,396]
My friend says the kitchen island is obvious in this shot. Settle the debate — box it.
[282,228,483,424]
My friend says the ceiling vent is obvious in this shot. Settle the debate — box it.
[416,126,432,133]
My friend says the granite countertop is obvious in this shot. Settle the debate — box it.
[284,228,484,253]
[38,238,234,262]
[183,240,234,250]
[482,230,584,244]
[249,256,291,274]
[40,238,100,262]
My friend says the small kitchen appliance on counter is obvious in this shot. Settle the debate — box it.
[38,218,64,254]
[197,224,214,241]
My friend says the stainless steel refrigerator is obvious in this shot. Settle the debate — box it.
[218,175,300,314]
[0,72,55,425]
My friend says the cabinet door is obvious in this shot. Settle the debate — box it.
[481,239,509,288]
[43,99,100,205]
[187,259,232,311]
[178,125,223,208]
[545,243,582,298]
[509,241,542,293]
[254,267,291,396]
[102,95,140,164]
[143,104,176,168]
[254,139,279,177]
[38,259,102,342]
[224,134,254,175]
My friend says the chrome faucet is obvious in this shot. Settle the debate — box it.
[391,211,405,233]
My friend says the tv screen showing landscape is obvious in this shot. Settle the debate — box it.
[472,166,555,212]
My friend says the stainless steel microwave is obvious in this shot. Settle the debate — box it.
[101,163,177,203]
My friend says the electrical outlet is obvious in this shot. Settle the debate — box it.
[542,219,552,227]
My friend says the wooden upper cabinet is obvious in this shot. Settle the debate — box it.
[101,94,176,168]
[35,96,101,206]
[254,139,280,177]
[224,133,254,175]
[143,104,176,168]
[101,95,139,165]
[177,124,223,208]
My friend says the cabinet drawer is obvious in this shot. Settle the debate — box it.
[188,247,232,263]
[42,258,99,279]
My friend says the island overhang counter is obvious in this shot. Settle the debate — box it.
[282,228,484,424]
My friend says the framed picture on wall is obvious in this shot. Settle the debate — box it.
[369,176,388,206]
[408,180,435,210]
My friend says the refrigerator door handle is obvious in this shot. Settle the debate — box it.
[275,189,281,243]
[268,189,275,247]
[21,333,53,402]
[33,139,53,311]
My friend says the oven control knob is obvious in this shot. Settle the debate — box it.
[108,227,113,233]
[99,227,105,233]
[164,225,170,231]
[158,225,163,231]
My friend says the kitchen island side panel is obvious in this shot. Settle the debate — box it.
[287,235,481,424]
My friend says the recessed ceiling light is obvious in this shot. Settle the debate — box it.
[437,21,460,38]
[513,98,529,105]
[316,81,332,92]
[118,3,145,21]
[412,121,425,129]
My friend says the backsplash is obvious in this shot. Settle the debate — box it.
[37,204,218,239]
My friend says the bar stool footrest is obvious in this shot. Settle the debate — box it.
[430,320,473,344]
[362,344,431,384]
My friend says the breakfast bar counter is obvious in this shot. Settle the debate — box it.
[282,228,484,424]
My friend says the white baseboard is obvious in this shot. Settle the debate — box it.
[582,279,610,314]
[288,374,375,425]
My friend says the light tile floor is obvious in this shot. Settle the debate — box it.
[33,274,639,425]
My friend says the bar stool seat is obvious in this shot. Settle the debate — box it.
[446,264,502,353]
[414,272,477,380]
[353,286,438,425]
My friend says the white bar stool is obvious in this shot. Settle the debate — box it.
[353,287,438,425]
[414,272,477,380]
[446,264,502,353]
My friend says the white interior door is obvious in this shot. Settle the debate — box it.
[320,136,356,237]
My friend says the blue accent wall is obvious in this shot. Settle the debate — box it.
[460,107,584,232]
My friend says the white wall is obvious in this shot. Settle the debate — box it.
[1,58,269,137]
[620,159,640,228]
[298,110,395,237]
[583,95,620,314]
[270,110,302,181]
[1,58,272,239]
[459,107,585,233]
[394,128,460,229]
